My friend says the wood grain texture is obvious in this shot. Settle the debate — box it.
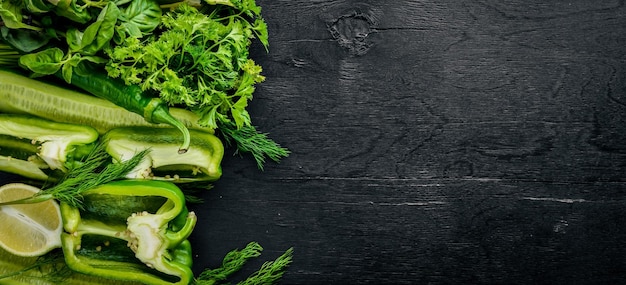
[2,0,626,284]
[185,1,626,284]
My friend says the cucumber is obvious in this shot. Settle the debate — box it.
[0,70,213,134]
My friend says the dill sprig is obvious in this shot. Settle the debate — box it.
[195,242,293,285]
[0,142,149,208]
[237,247,294,285]
[44,142,150,208]
[218,121,290,170]
[196,242,263,283]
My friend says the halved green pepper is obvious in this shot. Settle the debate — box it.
[0,114,98,180]
[103,127,224,183]
[60,180,196,285]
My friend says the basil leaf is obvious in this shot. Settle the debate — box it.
[112,25,128,45]
[66,28,83,52]
[67,1,122,54]
[61,59,74,83]
[119,22,143,38]
[18,48,65,75]
[73,2,120,55]
[24,0,52,13]
[0,27,50,52]
[63,53,108,82]
[119,0,161,35]
[52,0,91,23]
[81,55,109,64]
[0,0,40,30]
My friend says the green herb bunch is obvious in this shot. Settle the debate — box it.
[105,1,268,130]
[2,0,287,168]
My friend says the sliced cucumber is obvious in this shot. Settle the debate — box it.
[0,70,213,134]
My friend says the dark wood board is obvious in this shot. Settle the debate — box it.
[2,0,626,284]
[187,1,626,284]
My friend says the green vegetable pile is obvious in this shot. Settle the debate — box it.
[0,0,293,284]
[3,0,288,166]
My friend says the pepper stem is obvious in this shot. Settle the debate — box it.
[150,106,191,154]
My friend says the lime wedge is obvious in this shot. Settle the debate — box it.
[0,183,62,257]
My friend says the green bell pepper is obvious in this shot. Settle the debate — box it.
[103,127,224,183]
[0,247,143,285]
[0,114,98,180]
[60,180,196,285]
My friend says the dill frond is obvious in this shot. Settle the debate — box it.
[0,142,149,208]
[218,121,289,170]
[40,143,150,208]
[195,242,293,285]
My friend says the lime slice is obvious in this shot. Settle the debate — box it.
[0,183,62,257]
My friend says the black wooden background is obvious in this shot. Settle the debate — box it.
[3,0,626,284]
[187,1,626,284]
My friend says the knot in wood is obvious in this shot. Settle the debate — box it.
[327,8,378,56]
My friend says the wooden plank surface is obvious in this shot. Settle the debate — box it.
[2,0,626,284]
[187,1,626,284]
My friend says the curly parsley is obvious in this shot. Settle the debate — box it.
[105,0,287,167]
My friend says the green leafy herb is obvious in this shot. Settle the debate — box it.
[52,0,93,23]
[195,242,293,285]
[69,2,119,55]
[218,120,289,169]
[104,1,286,167]
[18,47,65,75]
[117,0,162,39]
[105,2,268,130]
[2,0,288,167]
[237,247,294,285]
[197,242,263,283]
[0,0,41,30]
[0,142,149,208]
